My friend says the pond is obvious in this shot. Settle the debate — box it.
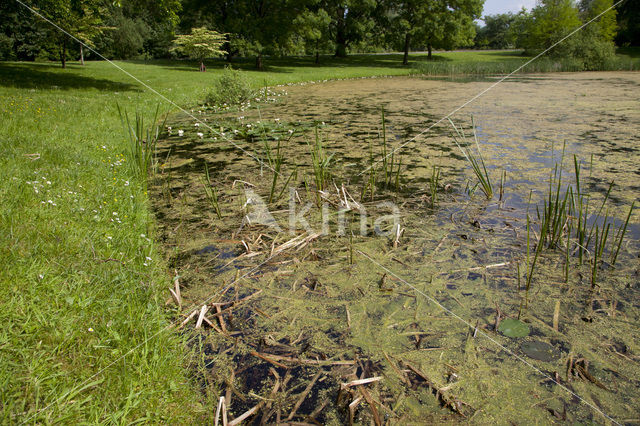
[152,72,640,424]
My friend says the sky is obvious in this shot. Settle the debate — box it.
[482,0,538,17]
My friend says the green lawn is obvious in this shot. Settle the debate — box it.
[1,50,638,422]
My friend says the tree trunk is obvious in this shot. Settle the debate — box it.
[255,54,263,70]
[403,33,411,65]
[60,37,67,68]
[335,6,348,57]
[80,44,84,65]
[427,43,433,60]
[315,40,320,64]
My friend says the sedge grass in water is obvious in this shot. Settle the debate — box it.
[523,153,635,292]
[201,163,222,219]
[117,104,165,192]
[309,126,334,204]
[448,117,493,200]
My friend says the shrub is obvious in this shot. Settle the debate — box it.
[205,66,254,106]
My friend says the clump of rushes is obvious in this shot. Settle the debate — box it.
[260,123,297,204]
[117,103,165,191]
[201,163,222,219]
[610,201,634,265]
[309,126,334,204]
[430,165,440,209]
[380,107,402,192]
[448,116,493,200]
[525,152,635,291]
[361,138,378,202]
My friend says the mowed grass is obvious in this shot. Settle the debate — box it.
[1,48,638,423]
[0,55,420,424]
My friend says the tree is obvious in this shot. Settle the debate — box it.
[33,0,109,68]
[171,27,227,71]
[322,0,379,57]
[394,0,482,63]
[0,1,49,61]
[293,9,332,63]
[476,13,517,49]
[525,0,581,55]
[103,0,182,59]
[580,0,616,42]
[615,0,640,46]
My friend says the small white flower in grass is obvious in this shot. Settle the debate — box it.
[124,180,129,186]
[195,122,199,127]
[275,118,280,122]
[146,256,152,261]
[113,212,118,216]
[197,132,204,139]
[38,274,44,280]
[106,236,112,240]
[140,234,146,238]
[88,327,94,332]
[46,181,51,185]
[178,130,184,137]
[288,129,293,134]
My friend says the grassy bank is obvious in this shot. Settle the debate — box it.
[1,50,638,422]
[0,56,419,423]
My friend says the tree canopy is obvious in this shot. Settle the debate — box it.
[1,0,636,68]
[171,27,227,69]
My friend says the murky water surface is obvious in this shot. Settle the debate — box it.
[153,73,640,424]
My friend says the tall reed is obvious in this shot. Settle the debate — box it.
[117,103,164,191]
[448,117,493,200]
[309,126,334,203]
[201,163,222,219]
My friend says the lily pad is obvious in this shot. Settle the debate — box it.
[521,341,560,362]
[498,318,530,337]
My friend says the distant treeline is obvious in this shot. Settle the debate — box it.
[0,0,637,68]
